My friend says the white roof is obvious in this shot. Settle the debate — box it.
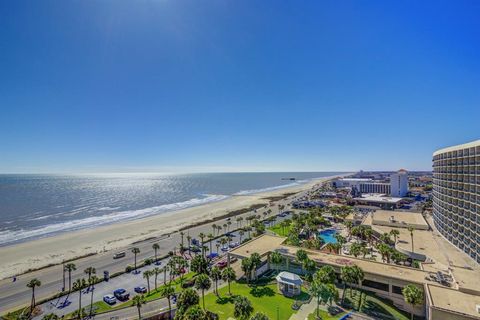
[276,271,303,285]
[354,194,403,204]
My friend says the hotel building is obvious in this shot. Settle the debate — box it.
[432,140,480,264]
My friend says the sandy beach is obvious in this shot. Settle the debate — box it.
[0,175,341,279]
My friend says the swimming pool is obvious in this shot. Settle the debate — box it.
[319,229,338,244]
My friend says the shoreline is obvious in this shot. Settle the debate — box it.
[0,174,344,279]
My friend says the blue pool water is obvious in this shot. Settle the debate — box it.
[319,229,338,244]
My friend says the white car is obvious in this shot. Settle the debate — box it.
[103,294,117,305]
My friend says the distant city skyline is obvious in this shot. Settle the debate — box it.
[1,1,479,173]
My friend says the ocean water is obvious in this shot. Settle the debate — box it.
[0,172,343,246]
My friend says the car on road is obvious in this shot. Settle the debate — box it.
[216,260,227,268]
[103,294,117,305]
[113,288,130,301]
[229,242,239,248]
[113,251,126,259]
[134,286,147,294]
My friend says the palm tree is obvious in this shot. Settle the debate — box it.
[314,265,336,284]
[73,278,87,319]
[42,313,59,320]
[153,267,161,291]
[249,253,262,281]
[162,266,169,285]
[152,243,160,264]
[183,305,206,320]
[310,281,338,318]
[222,266,236,295]
[187,235,192,253]
[351,265,364,299]
[143,270,153,293]
[340,266,355,303]
[207,233,214,254]
[88,275,98,317]
[83,267,96,287]
[180,231,185,248]
[390,229,400,244]
[65,263,76,292]
[408,226,415,254]
[239,230,245,243]
[211,224,217,235]
[270,251,284,272]
[160,284,175,319]
[131,247,140,272]
[132,294,146,320]
[199,233,206,257]
[194,273,211,309]
[402,284,424,320]
[236,217,243,228]
[234,296,253,320]
[210,266,222,295]
[27,278,41,315]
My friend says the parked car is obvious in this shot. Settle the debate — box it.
[134,286,147,294]
[113,288,130,301]
[103,294,117,305]
[229,242,239,248]
[181,279,195,289]
[216,260,227,268]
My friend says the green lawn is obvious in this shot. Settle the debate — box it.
[268,224,292,237]
[204,281,310,320]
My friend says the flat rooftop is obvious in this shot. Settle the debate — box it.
[427,284,480,319]
[354,194,404,204]
[337,178,373,182]
[229,234,287,258]
[371,210,429,229]
[277,245,436,285]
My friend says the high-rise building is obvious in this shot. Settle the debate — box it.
[432,140,480,263]
[390,169,409,197]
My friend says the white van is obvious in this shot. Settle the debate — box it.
[113,251,126,259]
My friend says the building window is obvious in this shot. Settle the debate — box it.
[363,279,389,292]
[392,285,403,295]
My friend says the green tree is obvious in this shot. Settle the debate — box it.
[314,265,336,284]
[402,284,424,320]
[250,312,270,320]
[88,275,99,316]
[222,266,236,295]
[64,263,76,292]
[183,305,206,320]
[340,266,355,303]
[132,294,146,320]
[153,267,161,291]
[234,296,254,320]
[143,270,153,293]
[160,283,175,319]
[311,282,338,318]
[131,247,141,272]
[249,253,262,281]
[270,251,284,272]
[26,278,41,315]
[152,243,160,263]
[190,255,208,275]
[241,258,253,283]
[210,266,222,295]
[72,278,87,319]
[177,288,200,318]
[83,267,96,288]
[195,273,212,309]
[390,229,400,244]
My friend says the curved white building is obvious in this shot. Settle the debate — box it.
[432,140,480,263]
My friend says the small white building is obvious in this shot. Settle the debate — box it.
[276,271,303,297]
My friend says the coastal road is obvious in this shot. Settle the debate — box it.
[0,189,311,314]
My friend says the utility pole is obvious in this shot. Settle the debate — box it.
[62,261,65,291]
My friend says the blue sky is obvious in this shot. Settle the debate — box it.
[1,1,479,173]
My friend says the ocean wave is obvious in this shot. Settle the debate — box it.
[0,194,229,245]
[234,182,301,195]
